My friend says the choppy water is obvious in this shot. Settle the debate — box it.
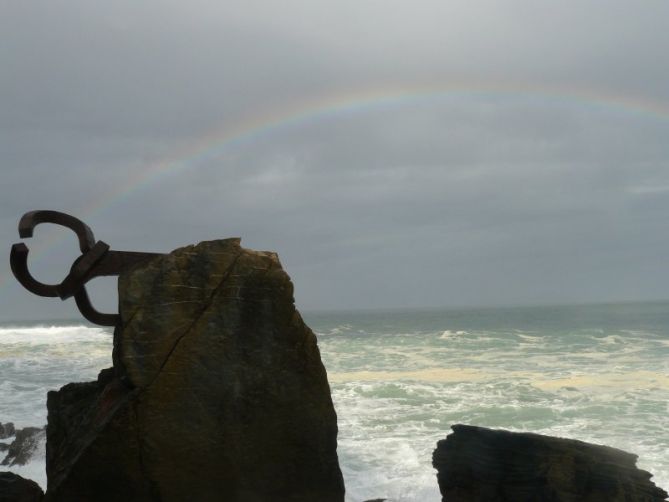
[1,302,668,500]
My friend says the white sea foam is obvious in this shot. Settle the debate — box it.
[4,308,669,498]
[596,334,625,345]
[331,371,669,498]
[0,432,47,489]
[0,324,112,428]
[440,329,468,338]
[0,324,111,346]
[515,333,544,343]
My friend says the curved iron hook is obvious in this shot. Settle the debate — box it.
[10,210,98,298]
[10,243,60,297]
[74,287,119,326]
[11,210,163,327]
[18,210,96,253]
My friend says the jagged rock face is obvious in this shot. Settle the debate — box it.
[45,239,345,502]
[0,472,44,502]
[1,427,45,467]
[433,424,668,502]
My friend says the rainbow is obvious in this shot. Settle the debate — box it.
[83,81,669,218]
[3,81,669,289]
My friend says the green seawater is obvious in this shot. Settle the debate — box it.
[1,302,668,500]
[305,302,669,500]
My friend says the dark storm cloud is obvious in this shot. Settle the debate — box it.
[2,0,669,319]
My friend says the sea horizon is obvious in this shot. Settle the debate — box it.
[5,296,669,325]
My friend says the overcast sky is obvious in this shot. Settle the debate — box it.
[2,1,669,321]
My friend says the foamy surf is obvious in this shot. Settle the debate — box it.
[439,329,468,339]
[2,303,669,499]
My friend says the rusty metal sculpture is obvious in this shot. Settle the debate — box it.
[10,210,164,327]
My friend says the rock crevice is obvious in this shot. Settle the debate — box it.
[149,250,244,388]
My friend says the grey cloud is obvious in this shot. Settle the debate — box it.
[2,1,669,319]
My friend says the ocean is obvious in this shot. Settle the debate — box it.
[1,302,668,500]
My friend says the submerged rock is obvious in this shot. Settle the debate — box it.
[0,472,44,502]
[1,427,45,467]
[45,239,344,502]
[433,424,668,502]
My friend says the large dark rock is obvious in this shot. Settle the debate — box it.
[45,239,344,502]
[1,427,45,467]
[433,424,668,502]
[0,472,44,502]
[0,424,15,440]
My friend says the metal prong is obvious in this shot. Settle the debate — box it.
[57,241,110,300]
[9,243,60,297]
[18,210,96,253]
[74,287,119,327]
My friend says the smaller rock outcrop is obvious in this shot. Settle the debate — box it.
[0,472,44,502]
[1,427,46,467]
[0,423,15,440]
[433,424,667,502]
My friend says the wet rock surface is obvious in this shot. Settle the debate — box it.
[0,472,44,502]
[44,239,344,502]
[433,424,668,502]
[1,427,45,467]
